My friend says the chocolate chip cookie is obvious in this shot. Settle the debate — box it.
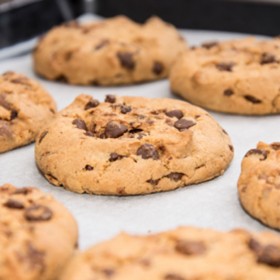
[0,71,56,153]
[33,16,187,85]
[170,37,280,115]
[0,183,78,280]
[238,142,280,229]
[60,226,280,280]
[35,94,233,195]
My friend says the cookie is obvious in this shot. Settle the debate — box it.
[33,16,187,86]
[60,226,280,280]
[238,142,280,229]
[170,37,280,115]
[35,94,233,195]
[0,183,78,280]
[0,71,56,153]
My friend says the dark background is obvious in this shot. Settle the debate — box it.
[1,0,280,48]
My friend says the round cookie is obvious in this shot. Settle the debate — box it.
[170,37,280,115]
[238,142,280,229]
[0,183,78,280]
[33,16,187,86]
[0,71,56,153]
[60,226,280,280]
[35,94,233,195]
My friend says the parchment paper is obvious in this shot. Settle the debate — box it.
[1,29,279,249]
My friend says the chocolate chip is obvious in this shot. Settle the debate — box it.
[109,153,123,162]
[24,205,53,222]
[13,187,32,195]
[117,51,135,70]
[271,142,280,150]
[95,39,109,50]
[84,164,94,170]
[129,128,143,134]
[24,243,45,272]
[10,110,18,120]
[120,104,131,114]
[216,62,235,72]
[244,95,262,104]
[201,41,218,49]
[3,199,24,209]
[166,173,184,182]
[152,61,164,75]
[229,145,234,152]
[258,245,280,267]
[38,131,48,144]
[101,269,115,277]
[105,121,128,138]
[72,119,87,130]
[260,53,277,65]
[146,178,160,185]
[245,149,267,160]
[175,240,206,255]
[105,95,116,103]
[222,129,228,135]
[174,119,196,131]
[84,99,99,110]
[165,110,183,119]
[164,274,186,280]
[137,144,159,160]
[85,131,94,137]
[224,88,234,96]
[248,238,280,267]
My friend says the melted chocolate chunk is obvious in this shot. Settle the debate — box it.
[165,110,183,119]
[260,53,277,65]
[84,165,94,171]
[174,119,196,131]
[120,104,131,114]
[104,121,128,138]
[105,95,116,103]
[137,144,159,160]
[216,62,235,72]
[84,99,99,110]
[117,52,135,70]
[152,61,164,75]
[166,173,184,182]
[13,187,32,195]
[224,88,234,96]
[72,119,87,130]
[109,153,123,162]
[175,240,206,255]
[245,149,267,160]
[146,178,160,185]
[201,41,218,49]
[3,199,24,209]
[244,95,262,104]
[24,205,53,222]
[101,269,115,277]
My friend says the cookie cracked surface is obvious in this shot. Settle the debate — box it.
[170,37,280,115]
[33,16,187,86]
[35,94,233,195]
[60,227,280,280]
[238,142,280,229]
[0,184,78,280]
[0,71,56,153]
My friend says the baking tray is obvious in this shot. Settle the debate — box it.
[0,29,279,250]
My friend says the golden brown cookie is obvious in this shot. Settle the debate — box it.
[60,226,280,280]
[0,183,78,280]
[33,16,187,85]
[238,142,280,229]
[170,37,280,115]
[35,94,233,195]
[0,71,56,153]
